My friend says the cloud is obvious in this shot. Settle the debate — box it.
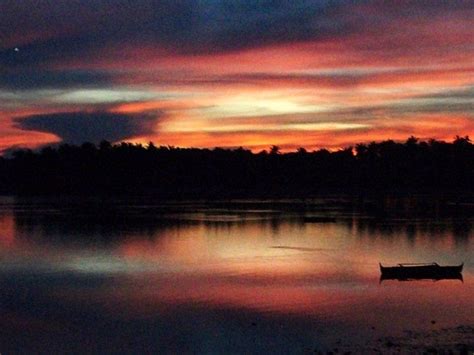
[0,70,112,90]
[1,1,472,153]
[14,111,161,144]
[345,86,474,117]
[0,0,350,67]
[2,1,471,55]
[1,1,471,78]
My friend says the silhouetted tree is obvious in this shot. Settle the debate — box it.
[269,145,280,155]
[0,136,472,196]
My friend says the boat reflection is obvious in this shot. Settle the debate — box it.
[380,273,463,283]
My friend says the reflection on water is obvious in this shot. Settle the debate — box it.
[0,196,473,353]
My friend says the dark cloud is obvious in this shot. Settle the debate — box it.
[0,70,112,90]
[325,86,474,119]
[420,86,474,101]
[2,0,471,70]
[1,0,472,70]
[197,70,405,88]
[375,86,474,116]
[0,0,349,67]
[14,111,161,144]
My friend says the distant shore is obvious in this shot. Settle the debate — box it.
[1,137,473,197]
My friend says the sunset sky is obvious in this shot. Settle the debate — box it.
[1,1,473,153]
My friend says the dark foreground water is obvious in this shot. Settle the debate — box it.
[0,196,472,353]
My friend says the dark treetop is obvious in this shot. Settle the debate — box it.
[0,136,473,197]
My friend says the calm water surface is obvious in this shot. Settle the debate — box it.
[0,197,472,353]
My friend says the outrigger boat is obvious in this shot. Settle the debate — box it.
[379,262,463,281]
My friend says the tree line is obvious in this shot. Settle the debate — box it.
[0,136,472,196]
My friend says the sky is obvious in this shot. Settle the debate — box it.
[0,1,473,153]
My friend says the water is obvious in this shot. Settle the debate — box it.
[0,197,472,353]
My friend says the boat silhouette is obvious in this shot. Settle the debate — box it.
[379,262,463,282]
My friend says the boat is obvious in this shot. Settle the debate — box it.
[379,262,463,281]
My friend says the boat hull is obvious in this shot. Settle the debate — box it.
[379,263,463,281]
